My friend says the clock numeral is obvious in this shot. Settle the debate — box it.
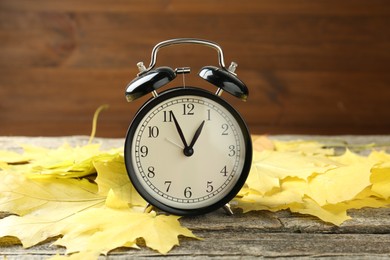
[220,165,228,177]
[147,166,155,178]
[206,181,214,193]
[164,181,172,192]
[184,187,192,198]
[148,126,159,138]
[139,145,149,157]
[207,109,211,121]
[221,123,229,135]
[228,145,236,157]
[163,110,173,122]
[183,103,194,115]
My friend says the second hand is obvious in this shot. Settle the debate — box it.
[165,137,184,150]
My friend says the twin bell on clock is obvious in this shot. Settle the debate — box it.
[124,38,253,216]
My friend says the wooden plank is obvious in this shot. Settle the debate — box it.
[1,12,389,71]
[1,232,390,259]
[1,0,390,136]
[1,0,390,15]
[1,208,390,259]
[1,69,389,136]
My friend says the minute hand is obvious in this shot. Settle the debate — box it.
[171,112,189,149]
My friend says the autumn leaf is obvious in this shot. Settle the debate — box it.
[273,139,334,155]
[235,136,390,225]
[0,106,198,256]
[21,143,119,178]
[93,154,146,207]
[307,160,373,206]
[251,135,275,151]
[0,177,104,248]
[369,151,390,199]
[245,149,338,195]
[0,171,101,217]
[53,192,196,256]
[290,197,351,226]
[0,150,30,164]
[0,142,197,257]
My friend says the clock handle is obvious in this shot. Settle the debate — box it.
[138,38,229,74]
[127,38,248,102]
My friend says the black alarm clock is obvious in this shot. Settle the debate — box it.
[124,38,252,216]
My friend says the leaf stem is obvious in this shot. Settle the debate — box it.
[88,105,109,144]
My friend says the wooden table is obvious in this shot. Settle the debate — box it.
[1,136,390,259]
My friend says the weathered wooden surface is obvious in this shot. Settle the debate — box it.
[1,208,390,259]
[1,1,390,137]
[0,135,390,259]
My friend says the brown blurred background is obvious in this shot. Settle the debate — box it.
[1,0,389,137]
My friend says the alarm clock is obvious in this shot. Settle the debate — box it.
[124,38,252,216]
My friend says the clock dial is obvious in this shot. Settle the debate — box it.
[125,87,251,215]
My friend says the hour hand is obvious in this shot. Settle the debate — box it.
[170,112,189,149]
[188,120,205,149]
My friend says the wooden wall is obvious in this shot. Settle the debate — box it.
[1,0,390,137]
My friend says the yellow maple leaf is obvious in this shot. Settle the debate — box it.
[0,106,199,257]
[54,206,196,255]
[251,135,275,151]
[0,171,101,217]
[22,143,119,178]
[370,162,390,199]
[273,139,334,155]
[236,177,308,212]
[307,161,373,206]
[290,197,351,226]
[105,189,132,209]
[250,150,337,187]
[94,154,146,207]
[0,141,197,257]
[0,177,104,247]
[369,151,390,200]
[237,138,390,225]
[245,164,280,196]
[0,150,30,164]
[324,187,390,213]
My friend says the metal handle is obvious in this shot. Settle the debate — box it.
[139,38,228,73]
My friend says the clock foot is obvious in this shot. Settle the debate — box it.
[222,203,233,215]
[144,203,154,213]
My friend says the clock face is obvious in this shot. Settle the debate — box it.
[124,87,252,215]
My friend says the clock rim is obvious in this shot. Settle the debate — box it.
[124,87,252,216]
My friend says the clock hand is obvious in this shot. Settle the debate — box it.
[188,120,205,150]
[171,112,189,149]
[165,137,184,149]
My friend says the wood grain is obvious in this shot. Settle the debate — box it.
[0,136,390,259]
[1,0,390,137]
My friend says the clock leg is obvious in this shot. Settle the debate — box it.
[222,203,233,216]
[144,203,154,213]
